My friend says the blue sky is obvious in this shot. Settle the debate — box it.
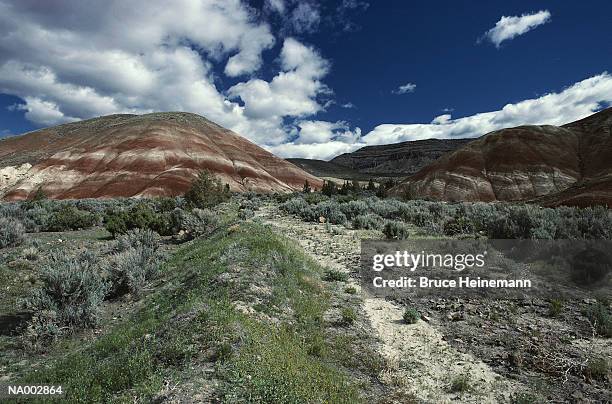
[0,0,611,159]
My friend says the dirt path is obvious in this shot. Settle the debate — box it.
[257,204,521,403]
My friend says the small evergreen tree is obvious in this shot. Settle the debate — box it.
[302,180,312,193]
[184,170,230,209]
[321,180,337,196]
[366,179,376,191]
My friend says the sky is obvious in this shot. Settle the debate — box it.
[0,0,611,160]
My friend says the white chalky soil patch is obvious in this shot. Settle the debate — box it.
[257,203,522,402]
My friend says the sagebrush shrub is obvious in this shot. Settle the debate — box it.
[313,201,347,225]
[116,228,159,252]
[182,208,220,239]
[22,251,109,333]
[443,216,475,236]
[352,214,383,230]
[383,221,410,240]
[0,217,26,248]
[108,228,161,297]
[107,247,161,297]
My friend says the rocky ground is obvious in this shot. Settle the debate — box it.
[256,202,612,403]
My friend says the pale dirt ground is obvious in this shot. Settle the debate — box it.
[256,203,522,403]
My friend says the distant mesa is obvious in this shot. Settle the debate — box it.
[0,112,322,200]
[288,138,470,181]
[390,108,612,207]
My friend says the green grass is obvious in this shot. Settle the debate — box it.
[16,222,363,403]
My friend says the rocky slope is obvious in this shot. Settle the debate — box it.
[286,158,365,180]
[330,138,470,177]
[0,112,322,200]
[390,108,612,207]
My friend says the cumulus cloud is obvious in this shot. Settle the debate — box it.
[393,83,416,94]
[267,120,362,160]
[482,10,551,48]
[228,38,330,124]
[362,73,612,145]
[0,0,347,148]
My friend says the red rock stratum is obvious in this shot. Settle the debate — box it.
[390,108,612,207]
[0,112,322,200]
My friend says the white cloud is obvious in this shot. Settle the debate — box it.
[0,0,341,148]
[265,0,286,15]
[482,10,551,48]
[393,82,416,94]
[267,119,362,160]
[290,3,320,34]
[341,102,356,109]
[228,38,330,126]
[362,73,612,145]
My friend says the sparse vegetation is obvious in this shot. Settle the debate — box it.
[21,251,109,342]
[0,216,26,248]
[323,269,349,282]
[585,302,612,337]
[340,307,357,326]
[383,220,410,239]
[548,299,564,317]
[584,358,610,381]
[449,372,472,393]
[403,307,420,324]
[107,229,162,297]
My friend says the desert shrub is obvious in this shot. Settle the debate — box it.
[106,228,161,297]
[403,307,420,324]
[383,221,410,240]
[548,299,563,317]
[152,208,185,236]
[23,206,51,231]
[304,192,328,205]
[501,207,534,238]
[45,205,97,231]
[340,308,357,326]
[273,192,295,204]
[584,358,610,381]
[443,216,475,236]
[344,286,357,294]
[104,203,176,236]
[352,214,383,230]
[323,269,348,282]
[369,199,402,219]
[184,170,230,209]
[22,251,109,337]
[0,217,26,248]
[585,302,612,337]
[154,196,179,212]
[22,246,40,261]
[313,201,347,225]
[107,247,161,298]
[281,197,310,216]
[449,373,472,393]
[116,228,159,252]
[340,200,368,219]
[182,208,220,239]
[238,208,254,220]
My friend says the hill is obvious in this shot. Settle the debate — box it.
[0,112,322,199]
[390,108,612,207]
[330,138,471,177]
